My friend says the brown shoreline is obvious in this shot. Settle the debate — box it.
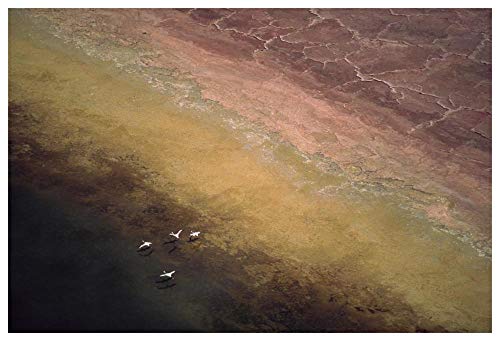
[28,8,492,253]
[9,103,426,332]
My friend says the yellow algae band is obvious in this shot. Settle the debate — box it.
[8,10,491,332]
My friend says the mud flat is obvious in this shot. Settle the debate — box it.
[9,10,491,331]
[25,8,491,255]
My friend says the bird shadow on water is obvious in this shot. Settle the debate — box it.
[137,248,154,257]
[156,282,177,290]
[168,244,179,254]
[154,276,176,290]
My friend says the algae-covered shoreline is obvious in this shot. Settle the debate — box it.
[9,9,491,332]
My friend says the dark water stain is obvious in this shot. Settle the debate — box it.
[8,124,392,332]
[9,183,198,331]
[8,138,259,330]
[8,81,454,332]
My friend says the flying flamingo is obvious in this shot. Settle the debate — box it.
[169,229,183,240]
[138,240,152,250]
[160,270,175,279]
[189,231,201,241]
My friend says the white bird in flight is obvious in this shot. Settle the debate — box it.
[190,231,201,238]
[169,229,183,239]
[138,240,152,250]
[160,270,175,278]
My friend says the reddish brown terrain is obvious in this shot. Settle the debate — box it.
[31,8,491,254]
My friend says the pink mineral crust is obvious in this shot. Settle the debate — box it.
[36,9,492,249]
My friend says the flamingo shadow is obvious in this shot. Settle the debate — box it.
[156,282,177,290]
[137,248,153,257]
